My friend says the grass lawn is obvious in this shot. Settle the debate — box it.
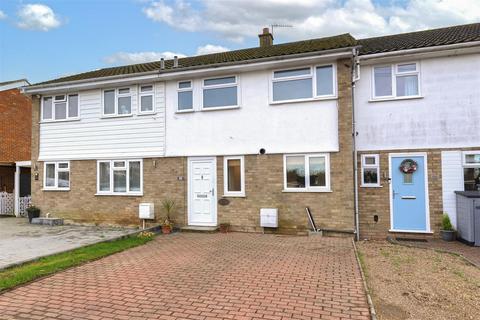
[357,241,480,320]
[0,232,154,292]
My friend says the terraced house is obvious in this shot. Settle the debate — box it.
[23,23,480,239]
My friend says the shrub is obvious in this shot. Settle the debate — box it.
[442,213,454,231]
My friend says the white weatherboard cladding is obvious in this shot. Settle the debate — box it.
[441,151,464,228]
[165,69,339,157]
[38,83,165,160]
[355,54,480,151]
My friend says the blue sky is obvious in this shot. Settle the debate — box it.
[0,0,479,84]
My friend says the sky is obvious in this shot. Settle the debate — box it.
[0,0,479,84]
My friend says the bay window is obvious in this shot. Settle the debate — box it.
[44,161,70,190]
[97,160,143,195]
[42,94,79,121]
[373,62,420,99]
[284,154,330,192]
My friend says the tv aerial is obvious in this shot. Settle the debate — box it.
[270,23,293,37]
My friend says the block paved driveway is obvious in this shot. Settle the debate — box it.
[0,233,370,320]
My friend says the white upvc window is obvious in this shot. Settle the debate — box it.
[202,76,239,109]
[138,84,155,114]
[283,154,330,192]
[177,80,193,111]
[103,87,132,116]
[462,151,480,191]
[42,94,79,121]
[44,161,70,190]
[223,156,245,197]
[271,64,336,103]
[372,62,420,99]
[97,159,143,195]
[361,154,380,187]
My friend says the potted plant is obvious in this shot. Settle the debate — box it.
[219,223,230,233]
[26,206,40,223]
[440,213,455,241]
[161,199,175,234]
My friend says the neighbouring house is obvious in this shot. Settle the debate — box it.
[23,23,480,238]
[0,79,32,216]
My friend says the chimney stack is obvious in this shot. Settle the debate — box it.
[258,27,273,47]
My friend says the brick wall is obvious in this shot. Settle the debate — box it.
[0,88,31,162]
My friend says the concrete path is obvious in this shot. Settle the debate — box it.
[0,217,136,269]
[0,233,370,320]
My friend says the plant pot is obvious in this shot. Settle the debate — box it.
[219,224,230,233]
[162,225,172,234]
[440,230,455,241]
[26,208,40,223]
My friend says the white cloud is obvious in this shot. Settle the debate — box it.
[0,10,6,20]
[142,0,480,41]
[196,44,229,55]
[103,51,187,65]
[17,4,61,31]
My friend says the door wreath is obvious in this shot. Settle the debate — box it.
[399,159,417,174]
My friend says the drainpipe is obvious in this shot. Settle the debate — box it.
[352,48,361,241]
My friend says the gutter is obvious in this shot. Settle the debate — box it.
[359,40,480,61]
[23,46,360,94]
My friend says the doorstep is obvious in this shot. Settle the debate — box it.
[180,226,219,233]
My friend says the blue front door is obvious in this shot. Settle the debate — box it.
[391,156,428,231]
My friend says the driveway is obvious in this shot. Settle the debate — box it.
[0,233,370,320]
[0,217,135,269]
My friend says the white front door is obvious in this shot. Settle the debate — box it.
[188,157,217,226]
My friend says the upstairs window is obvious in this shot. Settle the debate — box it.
[203,76,238,109]
[42,94,79,121]
[139,84,155,113]
[272,64,335,103]
[103,88,132,116]
[361,154,380,187]
[373,62,420,99]
[463,152,480,191]
[177,81,193,111]
[44,161,70,190]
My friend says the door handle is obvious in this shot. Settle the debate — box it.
[392,190,399,199]
[211,188,215,195]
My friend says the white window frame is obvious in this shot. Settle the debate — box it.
[177,80,194,112]
[223,156,245,197]
[43,161,70,191]
[138,84,155,114]
[102,87,133,117]
[361,154,380,187]
[270,63,337,104]
[462,151,480,191]
[201,75,240,110]
[371,62,421,100]
[96,159,143,196]
[283,153,331,192]
[41,94,80,122]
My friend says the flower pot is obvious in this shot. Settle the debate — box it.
[26,207,40,223]
[162,225,172,234]
[219,224,230,233]
[440,230,455,242]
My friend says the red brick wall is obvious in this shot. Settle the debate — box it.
[0,88,32,162]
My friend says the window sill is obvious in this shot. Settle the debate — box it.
[175,109,195,114]
[201,105,240,112]
[95,193,143,197]
[101,114,134,119]
[40,118,80,124]
[42,188,70,192]
[369,95,424,103]
[282,189,332,193]
[360,184,383,188]
[270,96,337,105]
[137,111,157,116]
[222,194,246,198]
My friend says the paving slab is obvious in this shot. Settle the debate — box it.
[0,217,136,269]
[0,232,370,320]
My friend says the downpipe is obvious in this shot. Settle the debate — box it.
[352,48,360,241]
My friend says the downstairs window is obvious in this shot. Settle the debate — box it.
[97,160,143,195]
